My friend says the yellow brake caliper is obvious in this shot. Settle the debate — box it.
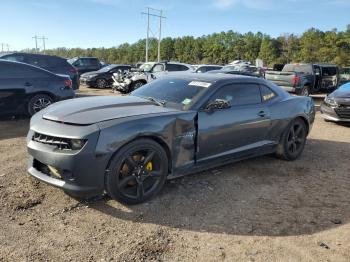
[146,162,153,171]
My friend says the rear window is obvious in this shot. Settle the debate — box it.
[322,67,337,76]
[282,64,313,75]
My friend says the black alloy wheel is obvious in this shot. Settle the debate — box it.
[96,78,108,88]
[106,139,168,204]
[276,118,307,160]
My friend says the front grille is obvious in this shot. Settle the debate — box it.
[32,132,72,150]
[335,107,350,119]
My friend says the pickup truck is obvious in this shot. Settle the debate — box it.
[265,63,339,96]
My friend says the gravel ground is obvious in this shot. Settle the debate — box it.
[0,86,350,261]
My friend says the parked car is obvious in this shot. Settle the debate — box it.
[194,65,223,73]
[67,57,101,76]
[112,61,193,93]
[265,63,340,96]
[1,52,79,90]
[321,82,350,122]
[27,73,315,204]
[0,60,74,116]
[80,64,131,88]
[339,67,350,85]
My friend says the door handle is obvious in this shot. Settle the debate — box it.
[24,82,32,87]
[258,110,266,117]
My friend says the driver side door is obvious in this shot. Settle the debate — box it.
[197,83,271,163]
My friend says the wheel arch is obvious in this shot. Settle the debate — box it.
[105,135,172,176]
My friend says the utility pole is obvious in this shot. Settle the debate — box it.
[41,36,48,53]
[1,43,10,53]
[33,35,39,53]
[141,8,166,63]
[32,35,47,53]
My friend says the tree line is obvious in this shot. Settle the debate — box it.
[41,25,350,67]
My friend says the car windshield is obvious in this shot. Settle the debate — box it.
[132,78,211,110]
[139,63,155,72]
[282,64,313,74]
[67,58,78,64]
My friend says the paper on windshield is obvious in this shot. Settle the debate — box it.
[188,81,212,88]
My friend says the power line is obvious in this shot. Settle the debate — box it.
[0,43,10,53]
[141,7,166,62]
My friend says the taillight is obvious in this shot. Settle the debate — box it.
[64,79,72,88]
[292,75,300,86]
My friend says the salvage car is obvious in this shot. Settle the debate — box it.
[80,64,131,88]
[27,74,315,204]
[265,63,339,96]
[0,60,74,116]
[112,61,193,93]
[320,82,350,122]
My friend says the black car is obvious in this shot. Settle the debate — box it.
[0,60,74,116]
[27,74,315,204]
[0,52,79,90]
[321,82,350,122]
[80,64,131,88]
[68,57,102,76]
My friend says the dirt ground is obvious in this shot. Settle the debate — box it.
[1,86,350,261]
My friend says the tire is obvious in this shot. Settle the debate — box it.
[298,86,310,96]
[28,94,53,116]
[275,118,307,161]
[96,78,108,89]
[130,81,145,92]
[105,139,168,205]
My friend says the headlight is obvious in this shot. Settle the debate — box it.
[324,96,338,107]
[70,139,87,150]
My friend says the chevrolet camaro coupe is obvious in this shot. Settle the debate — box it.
[27,74,315,204]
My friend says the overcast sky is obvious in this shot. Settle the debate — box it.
[1,0,349,51]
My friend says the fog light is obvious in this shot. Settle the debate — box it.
[70,139,86,150]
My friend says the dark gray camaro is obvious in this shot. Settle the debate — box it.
[27,74,315,204]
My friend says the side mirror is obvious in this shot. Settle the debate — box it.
[205,99,231,112]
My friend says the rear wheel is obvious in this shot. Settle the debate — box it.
[28,94,53,116]
[299,86,310,96]
[96,78,108,88]
[105,139,168,204]
[275,118,307,161]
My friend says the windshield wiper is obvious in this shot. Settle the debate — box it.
[144,96,166,107]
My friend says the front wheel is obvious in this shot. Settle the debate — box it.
[96,78,108,89]
[28,94,53,116]
[275,118,307,161]
[105,139,168,204]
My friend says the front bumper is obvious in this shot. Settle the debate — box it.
[80,77,96,86]
[26,117,109,198]
[320,102,350,122]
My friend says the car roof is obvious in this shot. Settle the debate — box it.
[1,52,65,60]
[0,59,57,75]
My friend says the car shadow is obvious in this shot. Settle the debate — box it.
[0,117,29,140]
[90,138,350,237]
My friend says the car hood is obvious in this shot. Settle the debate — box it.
[42,96,179,125]
[332,85,350,98]
[81,71,99,77]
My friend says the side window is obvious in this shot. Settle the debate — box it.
[0,63,48,78]
[196,67,207,73]
[209,84,261,106]
[152,64,165,73]
[322,67,337,76]
[2,55,25,62]
[177,65,189,71]
[260,85,276,102]
[74,59,84,67]
[165,63,178,71]
[26,56,49,68]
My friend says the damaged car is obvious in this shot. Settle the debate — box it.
[27,74,315,204]
[112,61,193,93]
